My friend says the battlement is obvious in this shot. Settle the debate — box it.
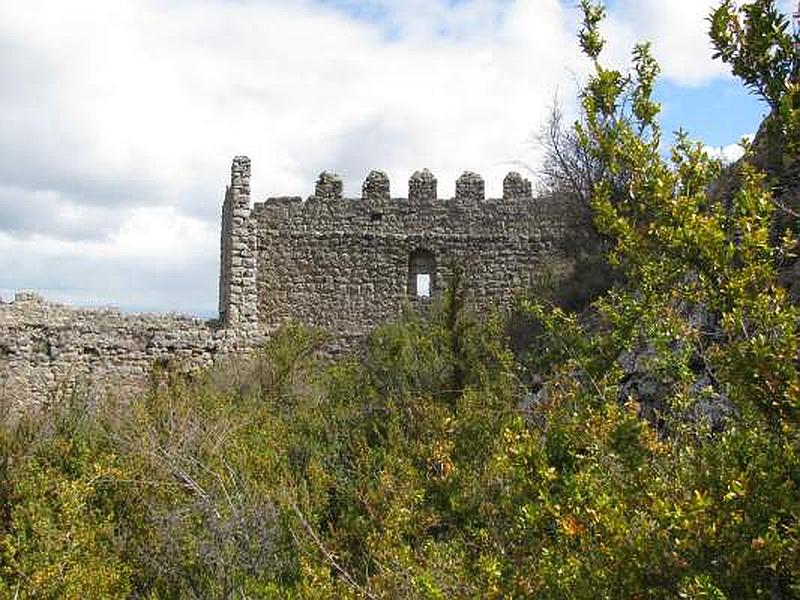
[255,169,534,206]
[219,157,594,339]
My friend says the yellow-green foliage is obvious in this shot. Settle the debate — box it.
[0,399,132,599]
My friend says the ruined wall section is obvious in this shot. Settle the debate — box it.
[0,293,248,404]
[253,169,594,339]
[2,156,265,406]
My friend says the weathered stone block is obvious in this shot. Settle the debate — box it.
[315,172,343,200]
[409,169,437,201]
[503,172,532,200]
[455,171,485,201]
[362,170,390,201]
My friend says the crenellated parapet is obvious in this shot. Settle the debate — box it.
[255,168,534,208]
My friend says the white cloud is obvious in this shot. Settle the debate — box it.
[0,0,589,203]
[704,134,753,164]
[603,0,799,86]
[0,207,217,314]
[0,0,764,314]
[602,0,728,85]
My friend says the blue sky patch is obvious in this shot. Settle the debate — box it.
[656,77,767,148]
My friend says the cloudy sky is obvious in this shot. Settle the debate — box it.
[0,0,781,316]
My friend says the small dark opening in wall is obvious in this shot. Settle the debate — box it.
[370,212,383,222]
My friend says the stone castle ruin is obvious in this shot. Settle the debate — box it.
[0,157,592,403]
[220,156,592,340]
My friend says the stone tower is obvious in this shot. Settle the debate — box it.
[218,156,258,329]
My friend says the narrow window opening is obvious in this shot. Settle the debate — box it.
[416,273,431,298]
[408,249,435,299]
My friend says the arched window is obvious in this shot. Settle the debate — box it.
[408,249,435,299]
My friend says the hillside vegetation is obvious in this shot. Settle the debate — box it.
[2,1,800,598]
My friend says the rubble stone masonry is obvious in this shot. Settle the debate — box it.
[249,166,593,340]
[0,292,243,404]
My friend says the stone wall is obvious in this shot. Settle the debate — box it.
[0,292,250,404]
[250,167,594,339]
